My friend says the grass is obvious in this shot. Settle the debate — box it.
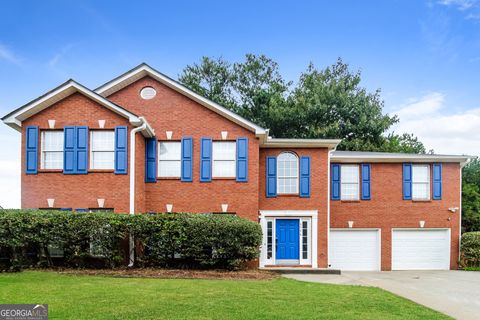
[0,271,449,320]
[462,266,480,271]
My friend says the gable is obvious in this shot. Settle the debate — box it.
[2,80,145,132]
[106,76,258,138]
[95,63,267,136]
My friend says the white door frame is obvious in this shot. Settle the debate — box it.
[329,228,381,271]
[259,210,318,268]
[391,228,451,270]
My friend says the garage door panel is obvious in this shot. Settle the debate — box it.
[392,229,450,270]
[330,230,380,271]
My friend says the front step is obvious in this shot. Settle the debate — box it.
[261,267,341,275]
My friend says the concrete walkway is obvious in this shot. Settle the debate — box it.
[284,271,480,320]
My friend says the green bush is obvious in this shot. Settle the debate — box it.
[460,231,480,268]
[0,210,262,271]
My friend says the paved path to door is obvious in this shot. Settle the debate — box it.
[284,271,480,320]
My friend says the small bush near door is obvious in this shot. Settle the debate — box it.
[0,210,262,271]
[460,231,480,268]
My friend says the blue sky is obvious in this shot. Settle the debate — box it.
[0,0,479,207]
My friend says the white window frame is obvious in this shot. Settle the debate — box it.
[212,141,236,178]
[40,130,64,170]
[340,164,360,200]
[412,164,430,200]
[158,141,181,178]
[259,210,318,268]
[90,130,115,170]
[277,152,299,194]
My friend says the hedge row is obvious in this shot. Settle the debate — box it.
[460,231,480,268]
[0,210,262,271]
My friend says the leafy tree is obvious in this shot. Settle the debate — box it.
[178,56,235,110]
[462,159,480,232]
[179,54,426,153]
[380,133,428,154]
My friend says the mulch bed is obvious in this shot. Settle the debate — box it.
[48,268,278,280]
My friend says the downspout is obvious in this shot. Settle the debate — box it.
[128,116,148,267]
[327,144,339,269]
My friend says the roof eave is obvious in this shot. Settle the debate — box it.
[261,138,342,149]
[331,154,473,165]
[2,80,141,131]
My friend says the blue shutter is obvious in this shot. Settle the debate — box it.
[181,137,193,182]
[433,163,442,200]
[331,164,341,200]
[299,156,311,198]
[266,156,277,197]
[63,126,76,174]
[200,138,212,182]
[361,164,371,200]
[403,163,412,200]
[145,138,157,183]
[236,137,248,182]
[114,126,128,174]
[75,126,88,174]
[25,126,38,174]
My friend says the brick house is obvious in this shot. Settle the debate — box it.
[2,63,470,271]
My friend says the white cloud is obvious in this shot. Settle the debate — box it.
[439,0,478,10]
[391,92,480,155]
[0,43,22,65]
[0,160,20,209]
[0,126,21,208]
[48,44,76,67]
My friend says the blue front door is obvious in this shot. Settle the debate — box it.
[276,219,300,260]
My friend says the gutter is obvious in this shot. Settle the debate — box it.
[128,116,149,267]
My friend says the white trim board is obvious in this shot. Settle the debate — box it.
[332,151,472,165]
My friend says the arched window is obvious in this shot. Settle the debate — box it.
[277,152,299,194]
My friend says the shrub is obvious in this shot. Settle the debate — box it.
[460,231,480,268]
[0,210,262,271]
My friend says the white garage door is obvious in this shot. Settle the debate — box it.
[329,230,380,271]
[392,229,450,270]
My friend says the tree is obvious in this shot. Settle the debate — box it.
[179,54,427,153]
[462,159,480,232]
[178,56,235,110]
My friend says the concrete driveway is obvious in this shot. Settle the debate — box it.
[284,271,480,320]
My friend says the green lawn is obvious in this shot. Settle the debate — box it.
[0,271,449,320]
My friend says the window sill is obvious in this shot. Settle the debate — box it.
[38,169,63,173]
[212,177,236,180]
[277,194,300,197]
[411,199,432,203]
[157,177,181,180]
[88,170,114,173]
[340,200,361,203]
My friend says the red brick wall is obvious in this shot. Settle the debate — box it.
[259,148,330,268]
[22,93,131,212]
[107,77,260,221]
[330,162,461,270]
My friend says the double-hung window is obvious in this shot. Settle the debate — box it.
[340,165,359,200]
[212,141,236,178]
[412,165,430,200]
[90,131,115,170]
[277,152,299,194]
[158,141,181,177]
[41,131,64,169]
